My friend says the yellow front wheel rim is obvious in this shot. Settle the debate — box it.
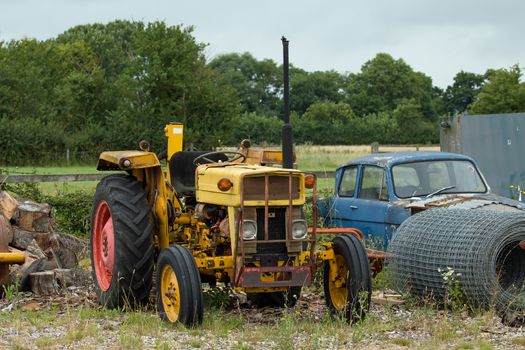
[161,264,181,322]
[329,254,348,311]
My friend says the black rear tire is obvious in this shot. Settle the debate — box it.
[323,234,371,322]
[90,174,154,308]
[156,245,204,327]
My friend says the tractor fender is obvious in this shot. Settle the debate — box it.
[96,151,161,171]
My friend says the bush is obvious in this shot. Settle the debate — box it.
[46,188,94,236]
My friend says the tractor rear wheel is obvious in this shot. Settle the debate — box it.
[90,174,154,308]
[323,234,371,322]
[157,245,204,327]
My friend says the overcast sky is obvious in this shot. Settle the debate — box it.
[0,0,523,88]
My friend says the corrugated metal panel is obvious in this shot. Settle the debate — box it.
[441,113,525,198]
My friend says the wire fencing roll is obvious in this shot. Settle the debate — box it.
[387,208,525,313]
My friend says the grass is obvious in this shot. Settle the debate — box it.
[0,300,517,350]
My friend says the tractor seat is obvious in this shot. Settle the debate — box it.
[169,151,228,196]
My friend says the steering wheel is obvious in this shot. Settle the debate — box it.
[193,151,246,165]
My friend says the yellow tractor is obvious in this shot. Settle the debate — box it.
[90,39,371,326]
[90,123,372,326]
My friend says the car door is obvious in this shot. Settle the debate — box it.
[351,165,391,249]
[331,165,359,228]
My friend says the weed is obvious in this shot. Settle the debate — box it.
[118,334,143,349]
[371,268,391,290]
[454,341,475,349]
[184,338,203,348]
[391,337,412,347]
[511,336,525,346]
[232,342,254,350]
[2,282,20,303]
[439,267,466,312]
[203,286,232,310]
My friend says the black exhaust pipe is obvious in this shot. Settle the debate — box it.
[281,36,293,169]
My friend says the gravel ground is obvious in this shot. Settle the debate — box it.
[2,285,525,350]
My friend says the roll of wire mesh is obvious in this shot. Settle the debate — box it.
[388,208,525,314]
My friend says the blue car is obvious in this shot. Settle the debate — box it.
[318,151,525,250]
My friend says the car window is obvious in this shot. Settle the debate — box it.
[338,166,357,197]
[452,161,486,192]
[360,166,388,201]
[428,162,452,190]
[392,159,487,198]
[392,167,419,187]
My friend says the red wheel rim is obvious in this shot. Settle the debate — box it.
[93,200,115,291]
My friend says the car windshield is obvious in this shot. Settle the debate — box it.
[392,160,487,199]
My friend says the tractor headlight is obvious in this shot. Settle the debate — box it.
[242,220,257,240]
[292,219,308,240]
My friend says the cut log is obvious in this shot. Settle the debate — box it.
[13,201,56,233]
[54,268,73,289]
[8,246,34,284]
[26,239,46,260]
[29,271,58,295]
[53,232,87,257]
[0,191,18,220]
[0,215,13,245]
[19,258,58,291]
[10,227,35,250]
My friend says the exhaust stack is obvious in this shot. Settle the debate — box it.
[281,36,294,169]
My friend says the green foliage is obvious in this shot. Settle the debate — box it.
[202,287,232,310]
[1,20,239,165]
[443,71,485,115]
[469,65,525,114]
[346,53,436,120]
[290,70,347,115]
[0,182,45,203]
[46,188,94,236]
[230,112,282,145]
[209,52,282,117]
[2,20,522,155]
[298,101,355,144]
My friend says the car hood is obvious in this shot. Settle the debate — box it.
[394,193,525,212]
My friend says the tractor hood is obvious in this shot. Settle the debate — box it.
[394,193,525,213]
[195,164,305,207]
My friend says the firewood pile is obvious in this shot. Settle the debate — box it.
[0,191,86,296]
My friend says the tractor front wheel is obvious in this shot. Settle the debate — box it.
[323,234,371,322]
[157,245,204,327]
[91,174,154,308]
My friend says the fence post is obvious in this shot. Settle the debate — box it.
[371,142,379,154]
[66,149,70,166]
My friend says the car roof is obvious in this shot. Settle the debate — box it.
[338,151,476,169]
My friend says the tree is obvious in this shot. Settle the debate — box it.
[290,70,346,115]
[346,53,436,119]
[469,65,525,114]
[56,20,240,150]
[209,52,282,117]
[299,101,354,144]
[393,99,437,144]
[443,71,485,114]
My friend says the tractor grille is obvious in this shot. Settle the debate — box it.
[256,207,287,254]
